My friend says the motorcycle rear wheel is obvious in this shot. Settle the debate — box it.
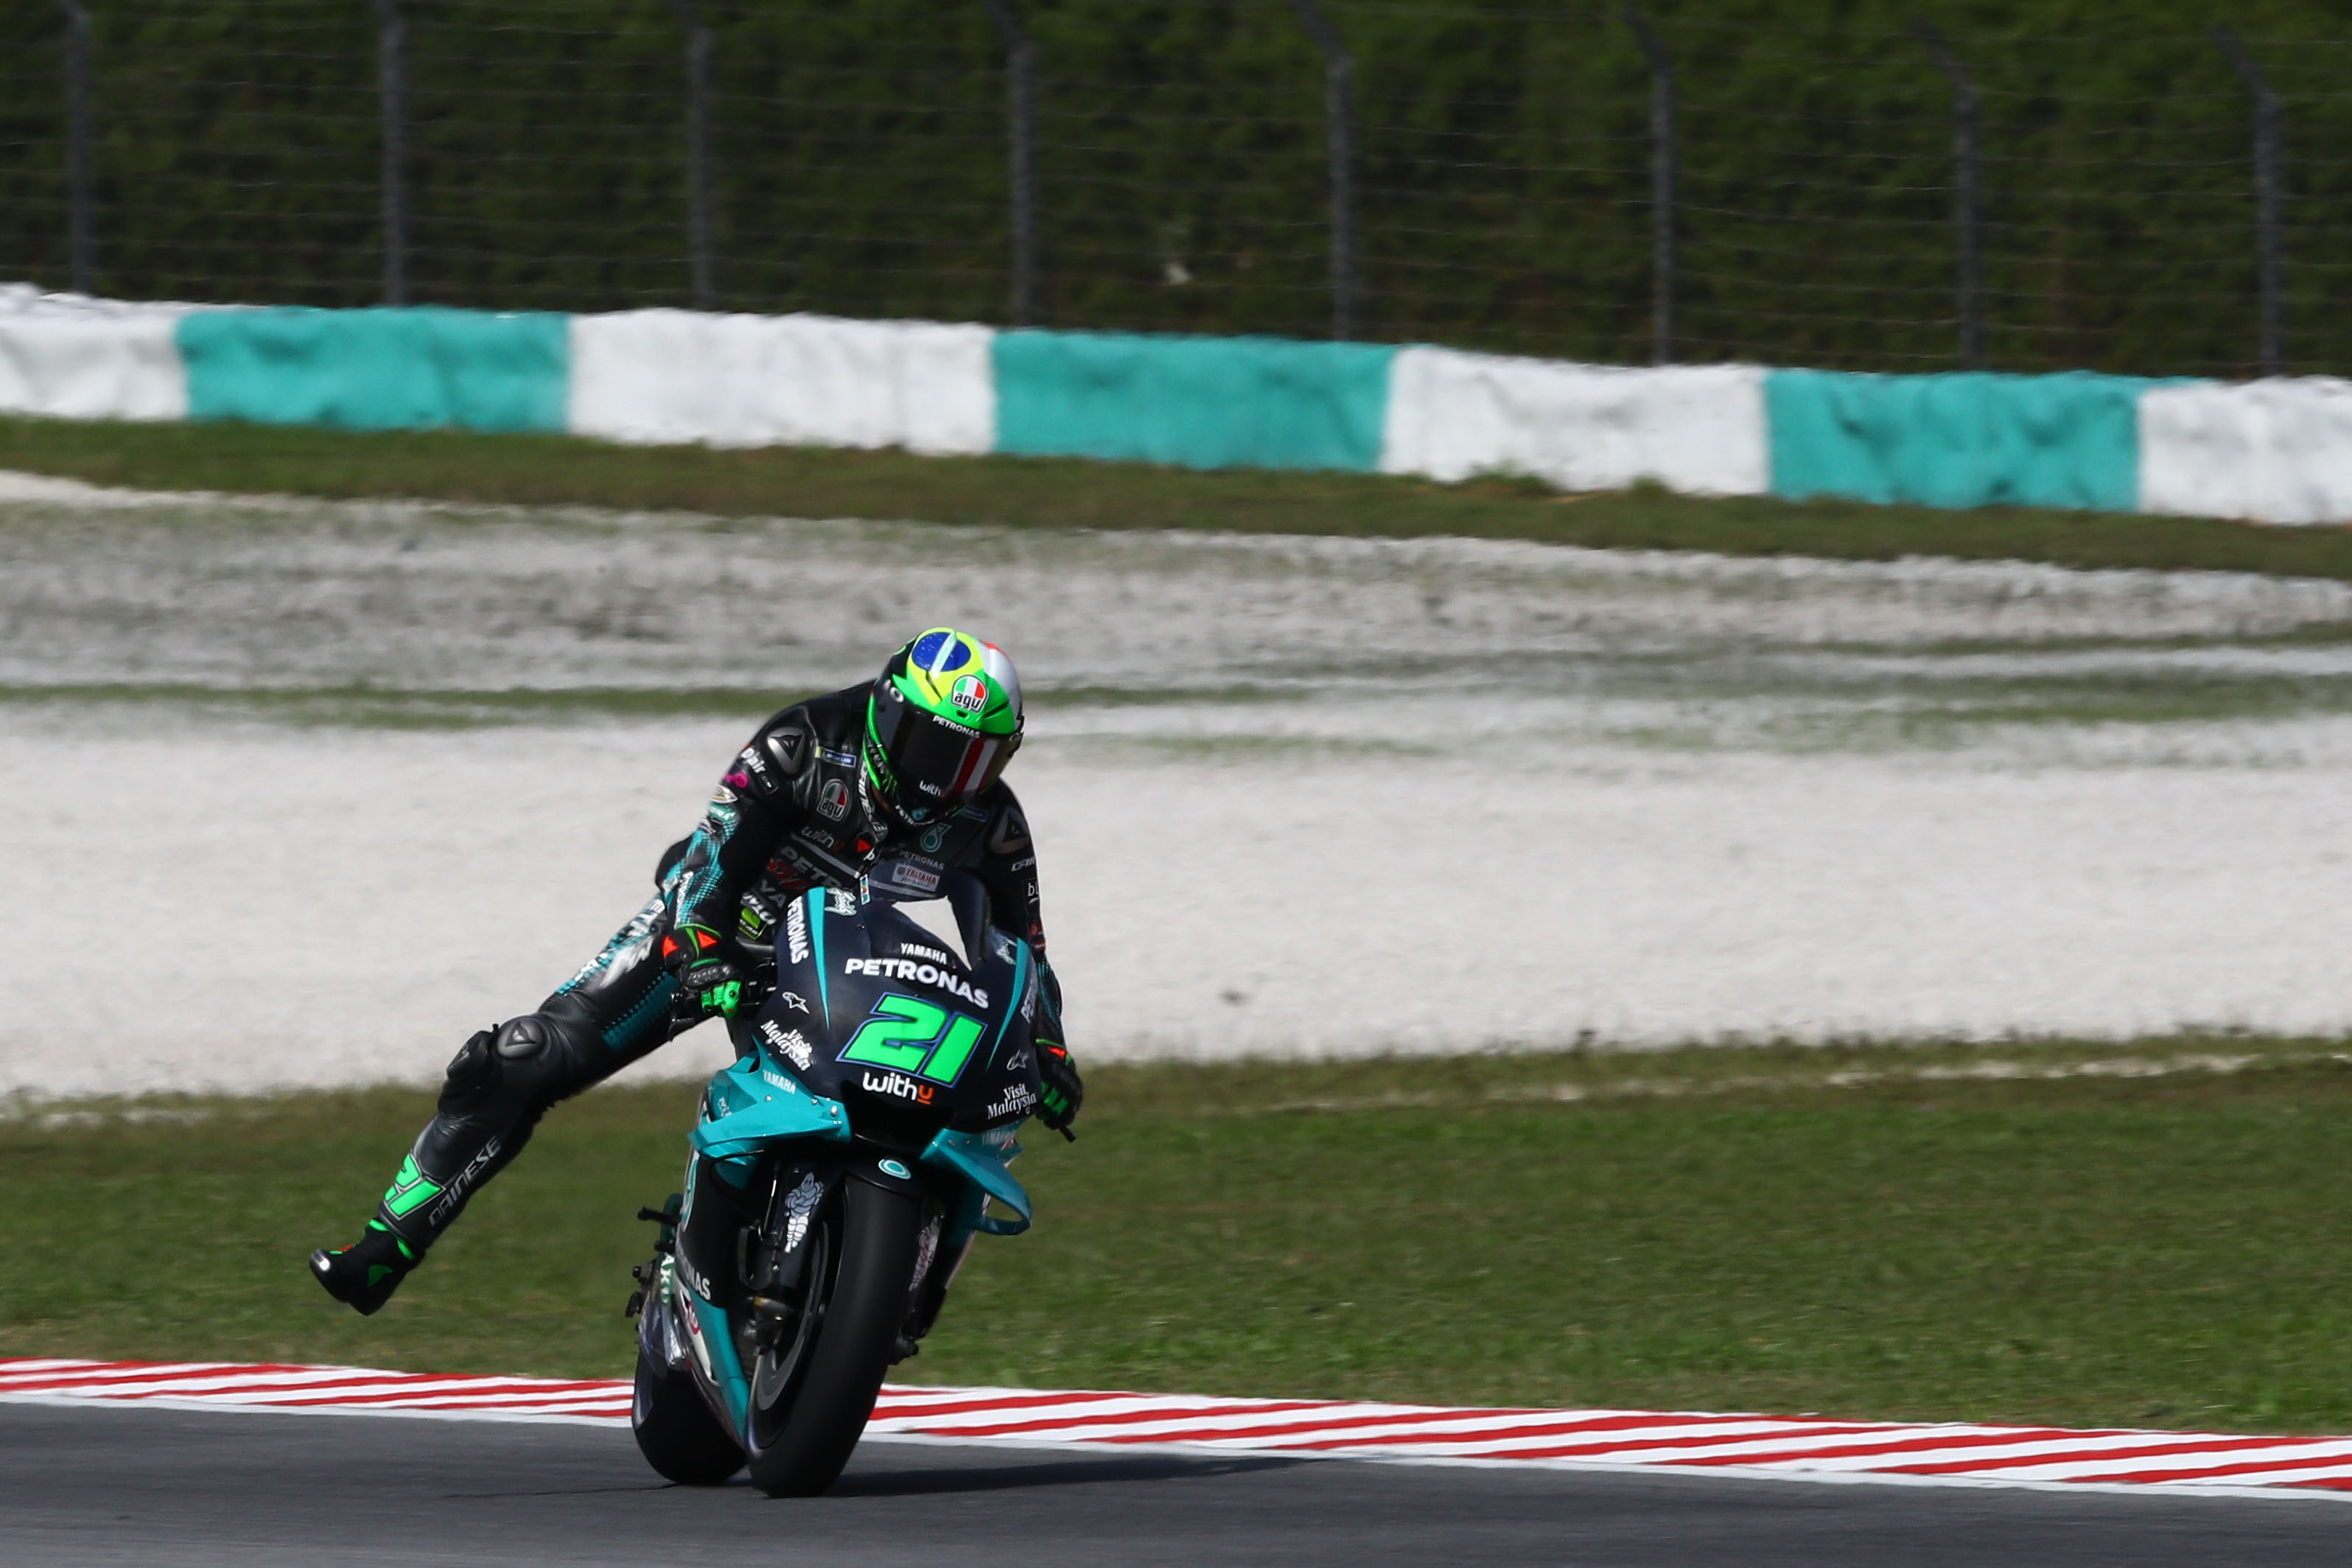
[745,1177,921,1497]
[631,1346,746,1485]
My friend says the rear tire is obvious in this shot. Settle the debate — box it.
[745,1178,921,1497]
[631,1346,745,1485]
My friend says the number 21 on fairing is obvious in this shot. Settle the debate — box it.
[837,995,986,1085]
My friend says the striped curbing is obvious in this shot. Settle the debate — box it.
[5,1359,2351,1499]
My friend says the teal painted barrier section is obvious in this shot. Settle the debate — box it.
[993,329,1396,472]
[178,307,570,432]
[1767,368,2157,514]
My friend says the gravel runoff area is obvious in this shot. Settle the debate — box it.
[8,472,2352,1099]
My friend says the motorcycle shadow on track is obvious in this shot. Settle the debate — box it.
[449,1456,1304,1503]
[780,1450,1315,1499]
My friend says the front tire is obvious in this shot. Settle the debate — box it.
[745,1177,921,1497]
[631,1345,746,1485]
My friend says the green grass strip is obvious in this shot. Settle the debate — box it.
[9,1036,2352,1434]
[10,416,2352,581]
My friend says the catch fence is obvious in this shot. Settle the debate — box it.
[4,1,2351,378]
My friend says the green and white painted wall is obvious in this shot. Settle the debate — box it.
[4,283,2348,524]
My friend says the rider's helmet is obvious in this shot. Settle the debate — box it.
[864,628,1023,827]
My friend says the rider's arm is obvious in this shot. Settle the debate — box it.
[971,786,1081,1128]
[968,786,1049,970]
[663,711,809,939]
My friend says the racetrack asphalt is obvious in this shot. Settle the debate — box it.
[2,1403,2344,1567]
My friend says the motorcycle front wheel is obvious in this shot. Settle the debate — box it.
[743,1216,833,1455]
[745,1177,921,1497]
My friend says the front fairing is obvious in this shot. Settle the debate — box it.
[690,1056,850,1162]
[752,886,1046,1137]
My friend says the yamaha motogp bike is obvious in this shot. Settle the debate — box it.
[625,873,1048,1496]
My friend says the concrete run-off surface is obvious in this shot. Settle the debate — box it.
[7,475,2352,1096]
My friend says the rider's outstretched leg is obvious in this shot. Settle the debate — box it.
[313,897,681,1315]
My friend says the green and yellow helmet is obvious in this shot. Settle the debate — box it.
[864,628,1023,825]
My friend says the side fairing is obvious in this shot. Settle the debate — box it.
[923,1124,1032,1241]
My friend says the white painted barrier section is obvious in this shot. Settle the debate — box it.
[0,284,200,422]
[566,309,995,455]
[1379,347,1770,497]
[2139,377,2352,525]
[27,279,2352,528]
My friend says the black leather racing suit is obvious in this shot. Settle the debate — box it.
[367,685,1065,1253]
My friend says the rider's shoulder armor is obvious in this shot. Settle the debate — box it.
[741,688,881,892]
[738,690,864,806]
[976,784,1032,862]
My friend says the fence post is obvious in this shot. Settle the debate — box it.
[369,0,408,305]
[669,0,716,310]
[1624,8,1675,365]
[980,0,1037,327]
[1287,0,1357,340]
[60,0,93,295]
[1912,24,1982,370]
[2215,28,2284,377]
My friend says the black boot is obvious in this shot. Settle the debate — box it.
[309,1221,421,1316]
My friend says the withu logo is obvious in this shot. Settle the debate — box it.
[861,1071,934,1106]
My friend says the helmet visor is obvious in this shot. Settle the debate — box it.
[874,701,1017,813]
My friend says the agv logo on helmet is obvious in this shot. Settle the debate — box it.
[864,628,1023,827]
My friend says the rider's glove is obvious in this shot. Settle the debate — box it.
[1036,1040,1084,1134]
[660,923,743,1018]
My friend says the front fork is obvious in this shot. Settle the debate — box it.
[900,1222,969,1358]
[643,1147,972,1371]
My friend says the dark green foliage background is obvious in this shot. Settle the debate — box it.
[4,1,2351,374]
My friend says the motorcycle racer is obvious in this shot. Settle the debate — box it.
[311,628,1083,1316]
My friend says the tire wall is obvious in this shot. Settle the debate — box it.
[4,284,2348,525]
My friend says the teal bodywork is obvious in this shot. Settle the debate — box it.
[690,1056,850,1167]
[923,1125,1032,1242]
[686,1288,750,1431]
[687,1056,1032,1242]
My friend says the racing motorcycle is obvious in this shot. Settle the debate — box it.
[624,872,1050,1496]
